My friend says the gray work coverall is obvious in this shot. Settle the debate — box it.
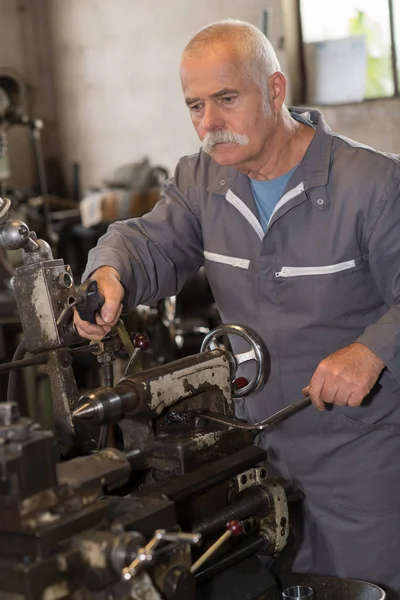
[84,109,400,596]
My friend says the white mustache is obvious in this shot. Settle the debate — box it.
[202,130,249,153]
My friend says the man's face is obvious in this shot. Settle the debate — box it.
[181,46,274,170]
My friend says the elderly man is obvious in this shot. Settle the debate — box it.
[75,19,400,597]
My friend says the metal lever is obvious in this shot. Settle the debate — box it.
[194,396,312,432]
[122,529,201,581]
[190,520,244,574]
[123,334,150,378]
[75,280,105,324]
[56,279,105,326]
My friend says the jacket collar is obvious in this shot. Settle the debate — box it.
[288,107,333,191]
[206,107,334,197]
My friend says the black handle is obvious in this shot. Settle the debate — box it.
[75,280,105,325]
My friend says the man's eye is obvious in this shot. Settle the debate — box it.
[222,96,235,103]
[190,104,202,113]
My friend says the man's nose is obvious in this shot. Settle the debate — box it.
[201,102,224,132]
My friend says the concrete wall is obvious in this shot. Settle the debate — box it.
[318,98,400,154]
[46,0,287,191]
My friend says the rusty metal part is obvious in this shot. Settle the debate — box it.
[260,479,289,554]
[39,348,83,457]
[227,466,268,499]
[136,445,267,503]
[57,448,132,494]
[118,418,153,455]
[0,397,285,600]
[73,349,233,426]
[11,256,79,353]
[147,427,254,475]
[194,396,312,432]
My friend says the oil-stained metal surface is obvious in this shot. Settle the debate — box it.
[42,580,70,600]
[12,259,78,353]
[128,572,162,600]
[136,445,267,502]
[255,479,288,554]
[76,538,108,569]
[41,349,80,457]
[57,448,130,493]
[148,427,254,475]
[131,350,232,416]
[119,419,154,454]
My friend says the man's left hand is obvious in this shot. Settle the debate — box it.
[302,343,385,411]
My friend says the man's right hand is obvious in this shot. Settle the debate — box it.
[73,266,124,341]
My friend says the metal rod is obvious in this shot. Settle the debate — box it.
[0,353,48,373]
[194,396,312,432]
[0,343,101,375]
[194,535,266,585]
[190,530,232,574]
[69,343,101,356]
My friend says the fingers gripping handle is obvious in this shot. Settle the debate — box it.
[75,280,105,325]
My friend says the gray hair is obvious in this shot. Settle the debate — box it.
[183,19,282,115]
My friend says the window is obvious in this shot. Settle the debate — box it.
[299,0,399,103]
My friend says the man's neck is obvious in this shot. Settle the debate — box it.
[241,110,315,181]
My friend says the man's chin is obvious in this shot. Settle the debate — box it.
[205,145,244,166]
[209,153,241,167]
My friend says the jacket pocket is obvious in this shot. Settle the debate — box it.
[275,258,362,278]
[204,251,250,270]
[273,256,376,328]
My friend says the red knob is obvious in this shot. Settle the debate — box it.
[134,334,150,351]
[226,520,243,536]
[233,377,249,390]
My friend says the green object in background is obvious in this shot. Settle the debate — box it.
[349,10,393,98]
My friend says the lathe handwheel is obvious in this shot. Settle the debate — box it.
[200,324,265,398]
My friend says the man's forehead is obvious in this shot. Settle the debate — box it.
[181,46,246,89]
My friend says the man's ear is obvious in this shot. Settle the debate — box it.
[268,71,287,111]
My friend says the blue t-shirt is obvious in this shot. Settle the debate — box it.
[250,165,297,231]
[250,112,315,232]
